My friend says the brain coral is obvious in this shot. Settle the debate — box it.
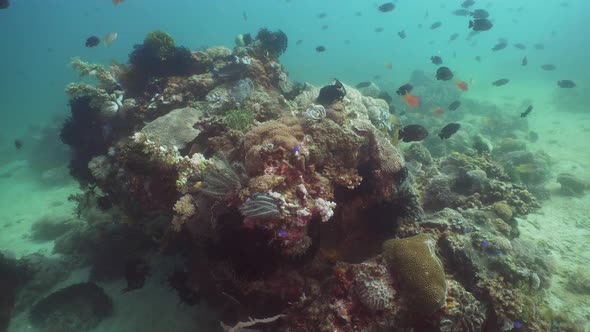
[353,262,396,311]
[382,234,447,315]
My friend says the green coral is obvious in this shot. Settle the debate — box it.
[224,109,254,132]
[144,30,176,59]
[382,234,447,315]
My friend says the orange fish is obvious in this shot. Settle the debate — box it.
[403,93,420,108]
[456,80,468,91]
[432,107,445,115]
[112,0,125,6]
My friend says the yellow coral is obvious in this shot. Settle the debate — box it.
[492,201,513,222]
[382,234,447,315]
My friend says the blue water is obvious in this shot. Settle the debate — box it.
[2,0,588,138]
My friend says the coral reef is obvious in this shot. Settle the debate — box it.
[54,30,566,331]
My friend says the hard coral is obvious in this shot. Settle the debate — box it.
[243,117,304,175]
[353,262,396,311]
[382,234,447,315]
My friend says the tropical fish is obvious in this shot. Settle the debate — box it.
[541,64,556,71]
[403,93,420,109]
[378,2,395,12]
[384,61,392,70]
[104,32,118,46]
[430,21,442,30]
[396,84,413,96]
[522,56,528,66]
[0,0,9,9]
[399,125,429,142]
[112,0,124,6]
[432,107,445,115]
[14,139,23,150]
[471,9,489,18]
[85,36,100,48]
[452,9,471,16]
[436,67,454,81]
[557,80,576,88]
[492,79,510,86]
[521,105,533,118]
[469,18,493,31]
[398,30,406,39]
[375,27,384,33]
[461,0,475,8]
[439,123,461,139]
[315,46,326,52]
[448,101,461,111]
[431,56,443,65]
[355,81,372,89]
[456,80,468,91]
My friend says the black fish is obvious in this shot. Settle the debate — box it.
[452,9,471,16]
[449,33,459,41]
[521,105,533,118]
[14,139,23,150]
[122,258,150,293]
[378,91,393,104]
[431,56,443,65]
[448,100,461,111]
[522,56,528,66]
[85,36,100,48]
[355,81,372,89]
[492,79,510,86]
[317,79,346,105]
[316,46,326,52]
[461,0,475,8]
[430,21,442,30]
[470,9,489,18]
[557,80,576,88]
[0,0,9,9]
[378,2,395,12]
[396,83,413,96]
[492,40,507,51]
[296,39,303,45]
[375,27,384,33]
[398,30,406,39]
[514,43,526,50]
[469,18,493,31]
[399,125,429,142]
[541,64,556,71]
[436,67,454,81]
[439,123,461,139]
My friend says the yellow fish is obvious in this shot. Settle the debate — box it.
[104,32,118,47]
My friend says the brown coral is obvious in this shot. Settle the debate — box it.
[352,261,396,311]
[382,234,447,315]
[243,117,304,175]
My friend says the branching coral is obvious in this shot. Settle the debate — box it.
[69,57,119,90]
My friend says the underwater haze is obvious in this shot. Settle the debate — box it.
[1,0,590,331]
